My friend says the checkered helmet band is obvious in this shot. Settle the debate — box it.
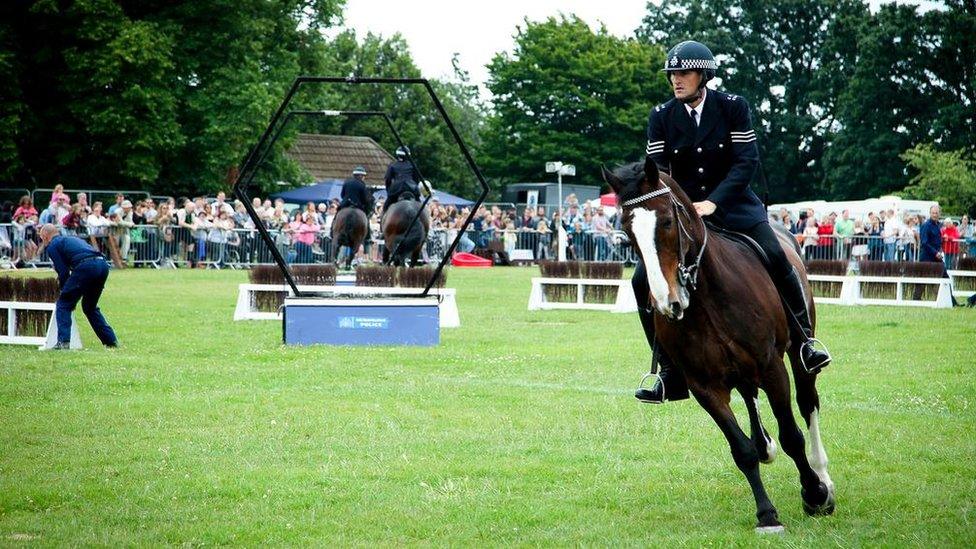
[664,56,718,71]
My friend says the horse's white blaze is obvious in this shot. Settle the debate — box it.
[631,208,671,313]
[807,408,833,492]
[755,398,777,463]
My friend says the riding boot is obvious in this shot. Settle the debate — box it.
[632,262,690,404]
[634,345,689,404]
[778,267,831,373]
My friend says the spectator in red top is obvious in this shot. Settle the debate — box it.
[61,203,85,233]
[942,218,961,270]
[817,214,835,260]
[13,195,38,219]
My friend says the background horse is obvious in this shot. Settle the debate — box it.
[331,207,369,270]
[603,160,834,533]
[381,193,429,266]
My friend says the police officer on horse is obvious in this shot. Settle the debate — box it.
[383,146,422,213]
[634,40,831,404]
[339,165,372,214]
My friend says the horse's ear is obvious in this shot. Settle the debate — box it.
[643,156,659,187]
[601,165,623,194]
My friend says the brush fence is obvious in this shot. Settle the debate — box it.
[0,301,82,349]
[807,274,954,308]
[948,271,976,300]
[527,278,638,313]
[234,284,460,328]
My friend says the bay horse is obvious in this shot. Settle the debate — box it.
[332,207,369,270]
[381,193,429,266]
[603,159,835,533]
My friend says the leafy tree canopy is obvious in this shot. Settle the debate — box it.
[483,15,670,190]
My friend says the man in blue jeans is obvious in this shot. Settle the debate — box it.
[38,225,118,349]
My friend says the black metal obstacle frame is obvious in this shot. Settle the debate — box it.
[231,76,490,298]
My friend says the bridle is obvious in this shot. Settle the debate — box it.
[622,184,708,292]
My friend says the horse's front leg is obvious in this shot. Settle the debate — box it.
[692,386,783,533]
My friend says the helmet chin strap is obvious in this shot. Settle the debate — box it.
[679,71,707,104]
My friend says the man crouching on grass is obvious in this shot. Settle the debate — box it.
[38,224,118,349]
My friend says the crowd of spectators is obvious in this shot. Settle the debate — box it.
[0,186,629,267]
[770,207,973,270]
[431,193,621,261]
[2,185,972,270]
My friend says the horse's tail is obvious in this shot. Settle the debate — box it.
[390,213,425,264]
[334,209,367,249]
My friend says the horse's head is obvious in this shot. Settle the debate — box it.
[603,158,701,321]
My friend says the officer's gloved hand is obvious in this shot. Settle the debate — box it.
[419,180,432,198]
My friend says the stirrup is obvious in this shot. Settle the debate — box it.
[636,371,664,404]
[800,337,831,374]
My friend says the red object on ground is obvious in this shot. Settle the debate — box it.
[600,193,618,206]
[451,252,492,267]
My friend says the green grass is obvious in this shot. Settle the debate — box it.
[1,268,974,546]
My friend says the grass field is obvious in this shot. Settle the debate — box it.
[1,267,975,546]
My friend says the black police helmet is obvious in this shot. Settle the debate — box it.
[663,41,717,85]
[395,146,410,159]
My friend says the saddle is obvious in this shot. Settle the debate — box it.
[704,221,772,271]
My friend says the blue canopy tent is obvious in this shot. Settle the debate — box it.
[269,180,345,203]
[372,188,474,207]
[271,181,475,207]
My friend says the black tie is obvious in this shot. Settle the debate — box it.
[690,109,699,127]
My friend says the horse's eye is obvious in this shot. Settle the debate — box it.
[660,218,673,228]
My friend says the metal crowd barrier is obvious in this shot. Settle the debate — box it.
[0,223,971,270]
[0,188,31,207]
[798,233,920,263]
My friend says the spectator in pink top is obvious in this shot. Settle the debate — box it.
[290,211,320,263]
[50,184,68,206]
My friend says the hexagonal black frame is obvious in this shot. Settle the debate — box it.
[231,76,490,297]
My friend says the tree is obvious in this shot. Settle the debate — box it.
[483,15,670,189]
[265,30,486,199]
[0,0,344,195]
[637,0,976,202]
[901,144,976,217]
[823,3,976,199]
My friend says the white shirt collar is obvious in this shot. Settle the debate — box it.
[684,88,707,120]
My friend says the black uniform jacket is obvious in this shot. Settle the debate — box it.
[384,160,420,191]
[340,178,370,210]
[646,89,766,231]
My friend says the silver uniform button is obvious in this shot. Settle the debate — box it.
[700,186,707,191]
[697,147,702,153]
[719,143,724,149]
[673,149,678,154]
[698,167,704,174]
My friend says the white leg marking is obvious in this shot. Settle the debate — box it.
[808,408,834,492]
[631,209,670,313]
[755,398,777,464]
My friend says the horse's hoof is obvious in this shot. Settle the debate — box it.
[802,483,836,516]
[755,525,785,535]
